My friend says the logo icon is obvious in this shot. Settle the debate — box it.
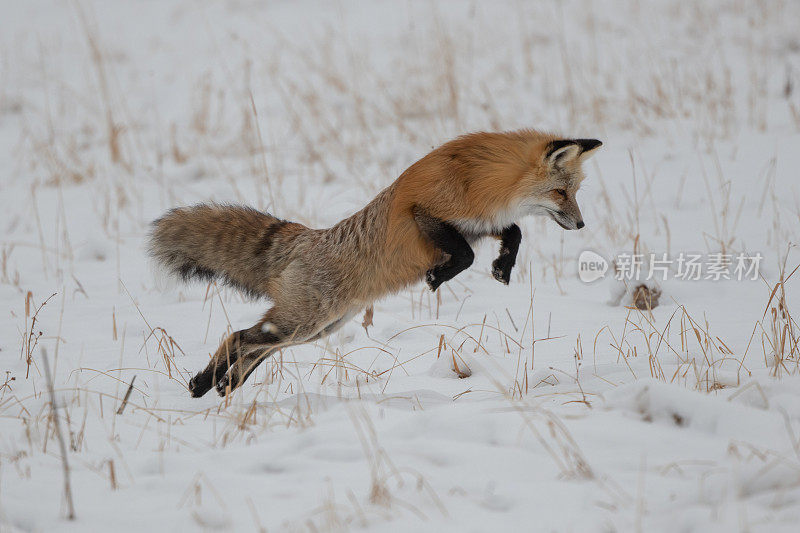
[578,250,608,283]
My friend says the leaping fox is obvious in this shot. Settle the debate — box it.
[148,130,602,397]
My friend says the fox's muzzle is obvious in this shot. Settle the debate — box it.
[549,209,585,230]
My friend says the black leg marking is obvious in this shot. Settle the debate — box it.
[188,333,243,398]
[413,207,474,291]
[492,224,522,285]
[215,310,357,396]
[188,372,214,398]
[215,347,277,396]
[214,325,283,394]
[188,325,282,398]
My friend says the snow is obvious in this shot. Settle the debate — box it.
[1,0,800,531]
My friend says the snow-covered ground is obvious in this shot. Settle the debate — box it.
[2,0,800,531]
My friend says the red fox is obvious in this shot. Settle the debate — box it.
[149,130,601,397]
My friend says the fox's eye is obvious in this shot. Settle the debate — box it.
[554,189,568,198]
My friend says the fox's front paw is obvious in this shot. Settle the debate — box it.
[425,269,443,292]
[491,258,512,285]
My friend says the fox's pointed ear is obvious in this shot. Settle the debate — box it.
[546,140,581,166]
[576,139,602,161]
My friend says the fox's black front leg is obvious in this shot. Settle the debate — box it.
[491,224,521,285]
[413,208,474,292]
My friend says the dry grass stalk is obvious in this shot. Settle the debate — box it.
[745,256,800,376]
[74,3,128,169]
[450,350,472,379]
[22,291,56,378]
[41,348,76,520]
[115,375,136,415]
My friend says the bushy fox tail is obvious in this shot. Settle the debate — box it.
[148,203,307,299]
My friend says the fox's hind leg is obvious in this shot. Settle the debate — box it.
[413,208,474,292]
[491,224,521,285]
[215,309,359,396]
[214,347,277,397]
[188,322,284,398]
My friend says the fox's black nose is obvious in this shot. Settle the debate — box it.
[576,221,585,229]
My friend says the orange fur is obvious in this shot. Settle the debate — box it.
[378,130,561,294]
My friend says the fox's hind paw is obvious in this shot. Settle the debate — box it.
[188,374,213,398]
[215,374,232,397]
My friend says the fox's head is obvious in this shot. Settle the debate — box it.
[526,138,602,230]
